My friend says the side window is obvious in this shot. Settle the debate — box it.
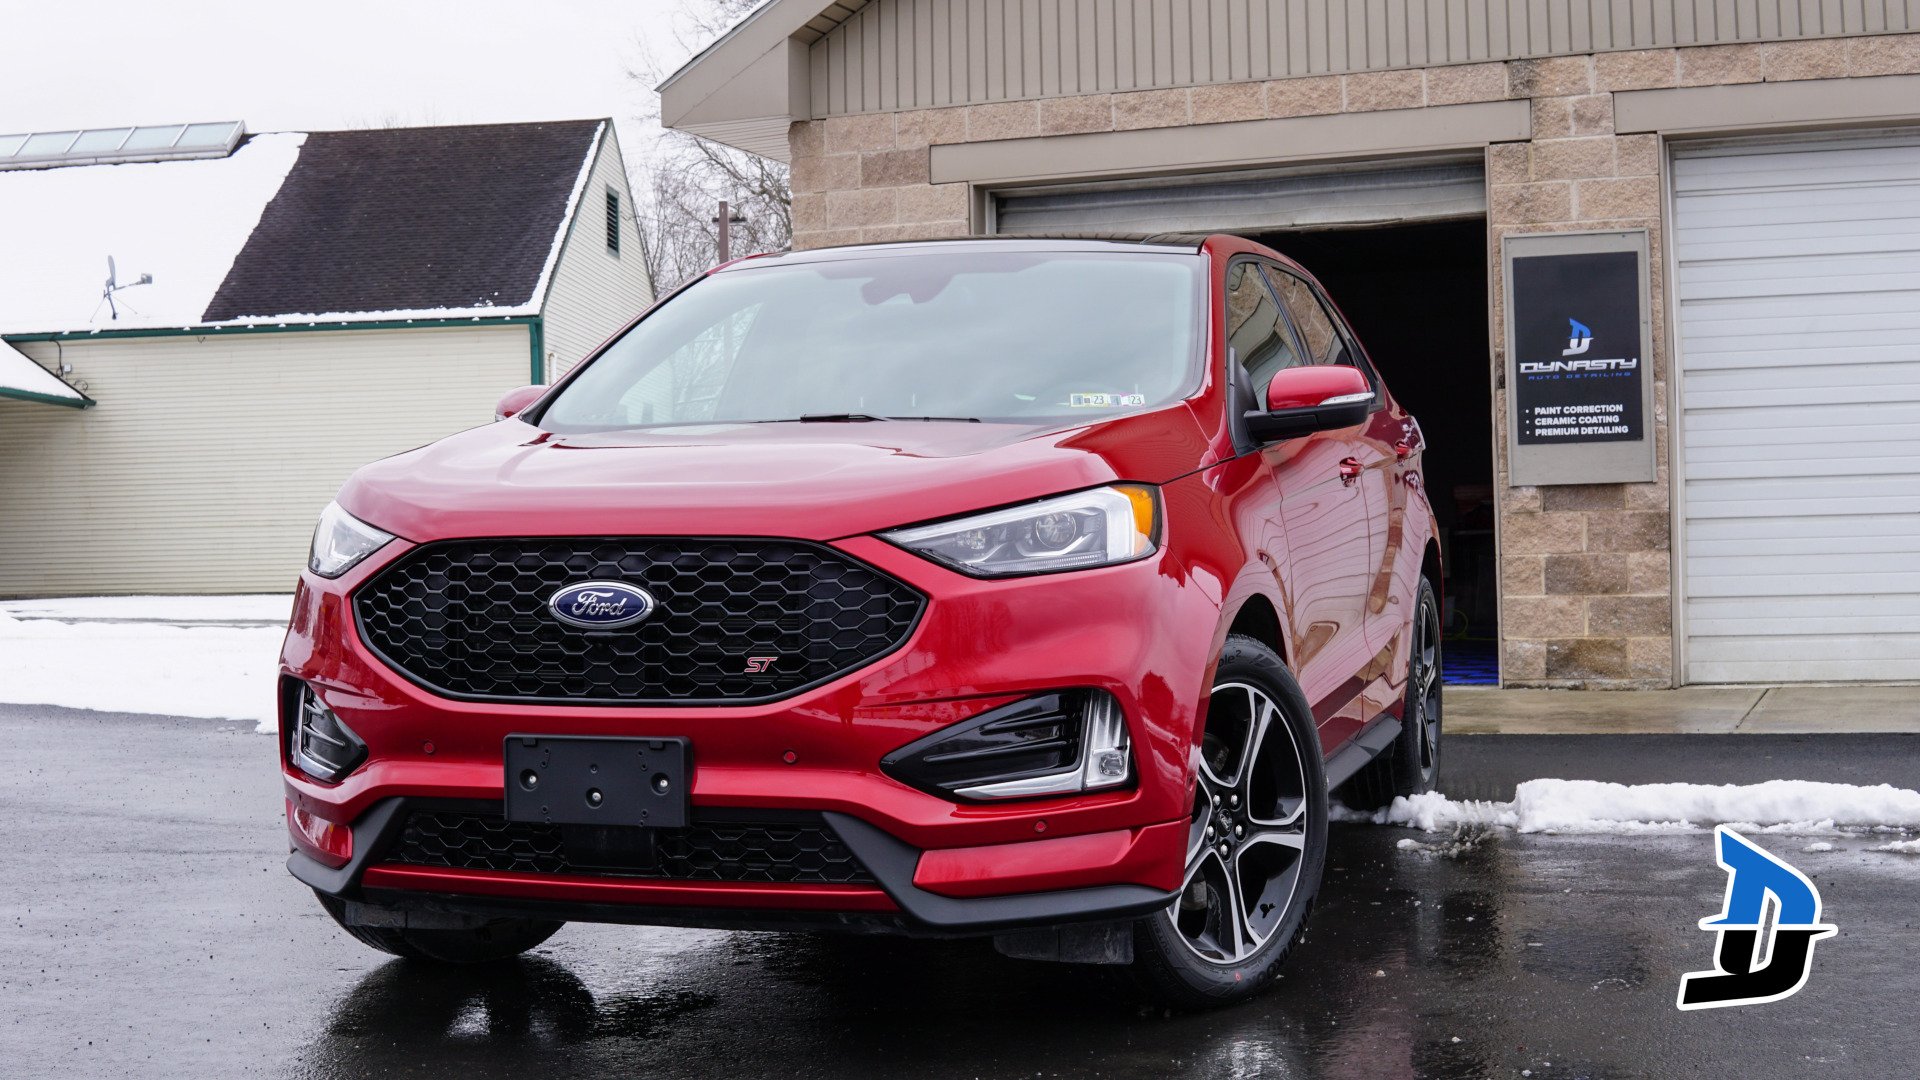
[1224,261,1304,392]
[1264,267,1347,368]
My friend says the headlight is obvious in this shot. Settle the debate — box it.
[308,501,393,578]
[882,484,1159,577]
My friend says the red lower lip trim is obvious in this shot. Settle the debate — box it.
[361,864,901,913]
[911,818,1188,898]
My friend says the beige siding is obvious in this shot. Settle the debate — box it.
[810,0,1920,114]
[540,128,654,381]
[0,325,528,596]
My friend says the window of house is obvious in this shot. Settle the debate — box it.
[605,188,621,256]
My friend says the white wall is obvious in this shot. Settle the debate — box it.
[0,324,528,596]
[541,127,654,380]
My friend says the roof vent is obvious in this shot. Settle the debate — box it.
[0,121,245,171]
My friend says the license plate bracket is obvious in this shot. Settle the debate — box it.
[503,735,689,828]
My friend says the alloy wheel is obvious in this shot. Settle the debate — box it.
[1412,591,1443,786]
[1165,681,1310,965]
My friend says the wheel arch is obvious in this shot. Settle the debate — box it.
[1223,592,1288,671]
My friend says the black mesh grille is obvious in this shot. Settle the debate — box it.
[388,810,875,884]
[354,538,923,704]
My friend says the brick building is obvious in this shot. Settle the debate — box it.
[662,2,1920,688]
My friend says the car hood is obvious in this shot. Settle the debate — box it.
[338,406,1215,543]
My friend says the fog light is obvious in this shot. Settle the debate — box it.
[288,683,368,783]
[881,690,1133,801]
[286,799,352,868]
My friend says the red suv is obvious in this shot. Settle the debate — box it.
[282,235,1441,1008]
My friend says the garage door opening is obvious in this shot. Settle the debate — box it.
[1253,220,1498,685]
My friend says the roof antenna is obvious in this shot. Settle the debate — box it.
[102,255,154,320]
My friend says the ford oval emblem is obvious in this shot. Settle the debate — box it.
[547,580,656,629]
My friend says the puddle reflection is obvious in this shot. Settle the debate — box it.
[294,828,1523,1079]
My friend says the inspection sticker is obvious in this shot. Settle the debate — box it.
[1069,393,1148,408]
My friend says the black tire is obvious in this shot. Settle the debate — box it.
[1342,575,1443,810]
[315,892,564,964]
[1131,634,1328,1009]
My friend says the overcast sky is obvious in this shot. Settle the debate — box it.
[0,0,723,171]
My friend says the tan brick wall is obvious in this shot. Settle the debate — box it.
[1489,54,1673,689]
[785,33,1920,688]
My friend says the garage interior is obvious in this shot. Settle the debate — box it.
[994,159,1498,684]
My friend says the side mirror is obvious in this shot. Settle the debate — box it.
[494,385,547,422]
[1246,366,1374,443]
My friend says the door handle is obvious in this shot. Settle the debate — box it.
[1338,457,1363,484]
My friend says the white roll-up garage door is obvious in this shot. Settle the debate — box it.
[991,156,1484,235]
[1673,128,1920,683]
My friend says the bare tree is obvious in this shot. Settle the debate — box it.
[630,1,791,294]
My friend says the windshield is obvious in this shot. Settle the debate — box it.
[535,249,1205,432]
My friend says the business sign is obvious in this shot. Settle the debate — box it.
[1513,250,1642,445]
[1504,232,1657,486]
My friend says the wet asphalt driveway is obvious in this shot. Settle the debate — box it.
[5,702,1919,1079]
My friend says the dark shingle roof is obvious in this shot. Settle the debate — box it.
[202,119,602,322]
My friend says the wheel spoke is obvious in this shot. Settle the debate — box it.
[1244,691,1305,829]
[1235,696,1274,802]
[1231,831,1303,951]
[1220,853,1252,962]
[1197,752,1234,792]
[1241,828,1306,853]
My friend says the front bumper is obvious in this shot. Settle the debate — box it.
[291,798,1183,935]
[281,527,1220,932]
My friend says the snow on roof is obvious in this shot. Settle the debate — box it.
[0,339,90,406]
[0,133,304,335]
[0,120,609,337]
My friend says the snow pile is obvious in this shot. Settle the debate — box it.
[1354,778,1920,835]
[1871,839,1920,855]
[0,134,305,334]
[0,596,290,730]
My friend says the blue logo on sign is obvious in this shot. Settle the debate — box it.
[1677,826,1837,1010]
[1562,318,1593,356]
[547,580,656,629]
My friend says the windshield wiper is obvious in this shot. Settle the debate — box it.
[763,413,982,423]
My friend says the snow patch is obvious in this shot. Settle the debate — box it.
[0,594,291,623]
[0,124,590,334]
[1362,779,1920,835]
[0,134,305,334]
[1802,842,1836,853]
[0,596,289,730]
[1871,839,1920,855]
[1,339,87,401]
